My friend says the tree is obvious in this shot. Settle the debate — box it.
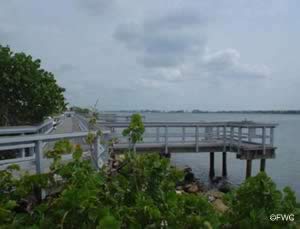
[0,45,66,126]
[122,113,145,151]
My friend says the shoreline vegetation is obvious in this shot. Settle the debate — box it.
[1,143,299,228]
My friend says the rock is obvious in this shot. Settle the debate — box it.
[184,171,195,183]
[184,183,200,193]
[176,190,183,195]
[208,195,216,202]
[212,199,228,213]
[206,190,224,199]
[211,176,223,183]
[117,154,125,161]
[218,182,232,193]
[112,160,120,168]
[176,185,183,191]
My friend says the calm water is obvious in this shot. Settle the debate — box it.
[128,112,300,199]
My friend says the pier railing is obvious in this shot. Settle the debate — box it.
[0,132,105,173]
[98,121,277,154]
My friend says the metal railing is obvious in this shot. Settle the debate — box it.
[0,132,106,173]
[100,121,277,154]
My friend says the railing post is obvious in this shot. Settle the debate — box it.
[217,127,220,139]
[223,125,226,152]
[195,125,199,152]
[20,133,25,158]
[230,127,234,151]
[165,126,168,154]
[270,127,274,146]
[238,127,242,154]
[182,127,185,143]
[262,127,266,155]
[35,140,43,174]
[248,127,253,142]
[156,127,160,143]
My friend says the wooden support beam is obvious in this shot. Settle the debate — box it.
[246,160,252,178]
[222,152,227,177]
[209,152,215,178]
[260,159,266,172]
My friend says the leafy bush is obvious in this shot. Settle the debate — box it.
[0,141,299,228]
[0,143,220,228]
[225,172,300,228]
[122,113,145,150]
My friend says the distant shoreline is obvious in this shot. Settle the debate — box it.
[104,110,300,115]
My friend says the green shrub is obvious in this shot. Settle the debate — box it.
[1,141,299,228]
[225,172,300,228]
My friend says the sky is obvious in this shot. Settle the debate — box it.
[1,0,300,111]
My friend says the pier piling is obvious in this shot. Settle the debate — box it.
[260,159,266,172]
[246,160,252,178]
[222,152,227,177]
[209,152,215,178]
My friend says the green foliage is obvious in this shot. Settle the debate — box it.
[0,45,66,126]
[70,106,90,115]
[122,113,145,149]
[225,172,300,228]
[1,142,299,228]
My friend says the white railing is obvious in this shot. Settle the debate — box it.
[0,132,106,173]
[100,121,277,154]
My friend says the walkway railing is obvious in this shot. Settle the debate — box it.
[0,132,105,173]
[99,121,277,154]
[0,115,67,165]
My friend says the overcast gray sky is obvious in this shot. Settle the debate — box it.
[1,0,299,110]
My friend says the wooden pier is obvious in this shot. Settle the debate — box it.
[99,120,277,179]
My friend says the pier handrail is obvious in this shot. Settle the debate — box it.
[100,121,277,155]
[97,121,278,128]
[0,131,102,173]
[0,116,64,136]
